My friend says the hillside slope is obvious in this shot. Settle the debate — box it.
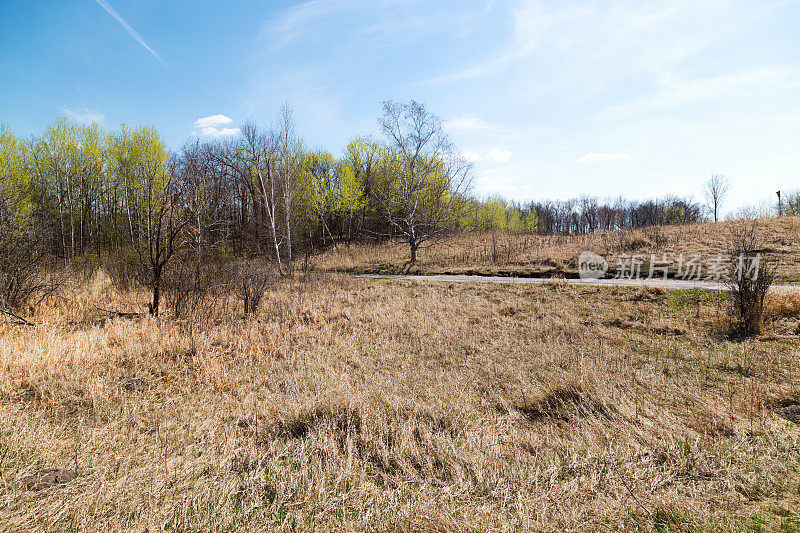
[311,216,800,283]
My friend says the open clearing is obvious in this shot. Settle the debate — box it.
[1,274,799,531]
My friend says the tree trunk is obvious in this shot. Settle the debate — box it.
[150,269,161,316]
[409,240,418,263]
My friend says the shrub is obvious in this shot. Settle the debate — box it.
[228,259,274,316]
[725,222,775,335]
[163,258,216,320]
[0,187,60,315]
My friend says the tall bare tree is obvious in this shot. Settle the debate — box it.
[214,109,299,277]
[275,104,299,275]
[704,174,730,223]
[373,100,473,263]
[238,122,287,274]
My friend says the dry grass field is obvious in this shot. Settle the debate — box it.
[1,270,800,531]
[311,216,800,283]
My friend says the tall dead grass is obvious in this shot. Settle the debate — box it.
[311,215,800,282]
[0,274,798,530]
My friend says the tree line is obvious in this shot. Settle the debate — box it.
[471,194,702,235]
[0,101,476,315]
[0,99,735,316]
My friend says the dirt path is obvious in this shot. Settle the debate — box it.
[326,272,798,292]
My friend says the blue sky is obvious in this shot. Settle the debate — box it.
[1,0,798,212]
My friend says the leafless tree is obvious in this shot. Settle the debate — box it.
[239,123,287,274]
[275,104,299,275]
[704,174,730,223]
[214,110,299,277]
[373,100,473,263]
[122,160,189,317]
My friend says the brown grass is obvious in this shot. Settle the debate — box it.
[766,291,800,319]
[764,291,800,336]
[0,273,799,530]
[311,215,800,283]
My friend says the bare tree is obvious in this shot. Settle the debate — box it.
[275,104,299,275]
[238,123,287,274]
[373,100,473,263]
[704,174,730,223]
[215,110,299,277]
[134,170,188,317]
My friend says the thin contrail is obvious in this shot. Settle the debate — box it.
[94,0,167,67]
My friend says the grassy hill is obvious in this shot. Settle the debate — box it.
[311,215,800,283]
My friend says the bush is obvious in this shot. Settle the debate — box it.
[0,188,60,315]
[785,190,800,216]
[228,259,274,316]
[163,258,216,320]
[725,222,775,335]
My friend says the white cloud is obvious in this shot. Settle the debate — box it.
[201,127,240,137]
[464,149,513,163]
[193,115,240,137]
[576,153,631,163]
[487,149,513,163]
[194,114,234,129]
[95,0,166,67]
[63,108,105,124]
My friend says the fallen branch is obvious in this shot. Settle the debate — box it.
[0,309,35,326]
[93,305,144,319]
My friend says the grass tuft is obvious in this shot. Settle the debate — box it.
[513,384,610,423]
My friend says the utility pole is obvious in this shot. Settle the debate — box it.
[777,190,782,217]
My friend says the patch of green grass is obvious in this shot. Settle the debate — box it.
[669,289,727,310]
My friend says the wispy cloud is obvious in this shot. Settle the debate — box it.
[260,0,456,52]
[193,115,240,137]
[423,0,779,89]
[62,107,105,124]
[599,66,800,119]
[445,115,495,132]
[464,149,513,163]
[576,153,631,163]
[94,0,166,67]
[261,0,356,51]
